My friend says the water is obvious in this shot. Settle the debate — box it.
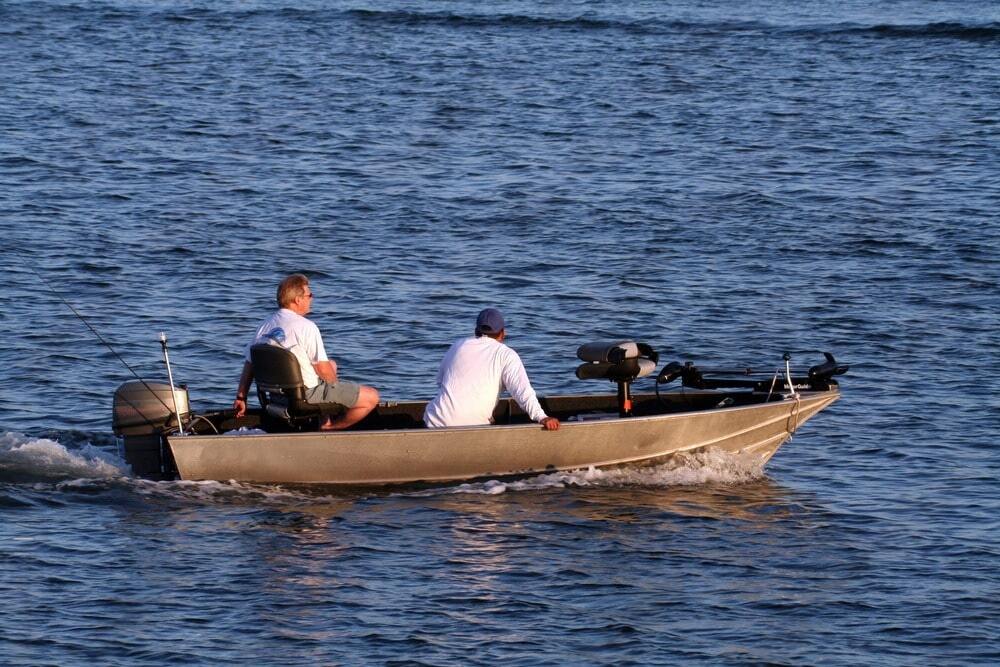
[2,0,999,663]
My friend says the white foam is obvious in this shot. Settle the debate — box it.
[0,431,129,481]
[429,448,766,496]
[0,430,350,505]
[115,476,348,506]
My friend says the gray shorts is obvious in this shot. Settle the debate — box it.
[305,380,361,409]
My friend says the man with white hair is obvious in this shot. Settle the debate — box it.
[233,273,379,430]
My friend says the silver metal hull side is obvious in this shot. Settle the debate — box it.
[168,392,839,484]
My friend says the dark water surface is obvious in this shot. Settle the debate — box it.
[2,1,999,664]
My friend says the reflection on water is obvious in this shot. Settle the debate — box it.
[193,467,827,635]
[407,476,811,526]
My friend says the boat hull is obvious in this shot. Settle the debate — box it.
[167,390,839,485]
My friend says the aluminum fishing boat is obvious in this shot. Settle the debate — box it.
[112,341,847,485]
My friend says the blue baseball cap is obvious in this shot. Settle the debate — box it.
[475,308,505,335]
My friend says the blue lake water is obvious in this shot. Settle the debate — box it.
[1,1,999,664]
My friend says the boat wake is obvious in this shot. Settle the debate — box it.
[1,431,767,506]
[0,431,127,483]
[420,449,767,496]
[0,431,348,506]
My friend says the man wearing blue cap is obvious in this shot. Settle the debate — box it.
[423,308,560,430]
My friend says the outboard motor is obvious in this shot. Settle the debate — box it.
[576,341,658,417]
[112,380,188,478]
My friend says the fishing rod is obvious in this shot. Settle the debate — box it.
[25,262,183,430]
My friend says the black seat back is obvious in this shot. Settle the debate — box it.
[250,343,308,400]
[250,343,343,430]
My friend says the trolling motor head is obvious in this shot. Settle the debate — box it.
[808,352,850,384]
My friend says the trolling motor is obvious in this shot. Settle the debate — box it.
[575,341,659,417]
[655,352,849,393]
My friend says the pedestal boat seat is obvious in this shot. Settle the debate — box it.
[250,343,346,431]
[575,341,659,417]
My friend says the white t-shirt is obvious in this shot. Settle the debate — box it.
[245,309,328,388]
[423,336,548,428]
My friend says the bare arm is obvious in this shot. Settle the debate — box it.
[314,359,338,384]
[233,360,254,417]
